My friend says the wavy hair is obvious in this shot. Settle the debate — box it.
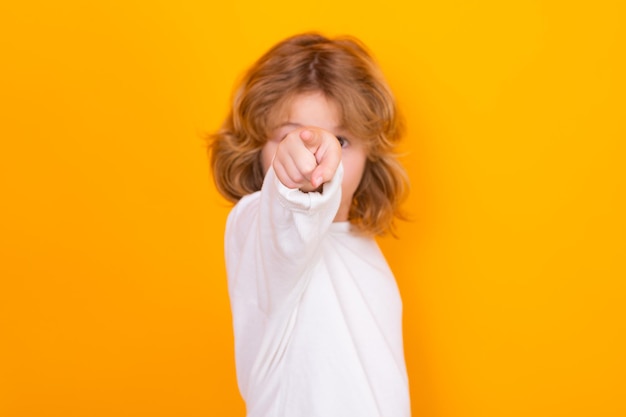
[209,33,409,236]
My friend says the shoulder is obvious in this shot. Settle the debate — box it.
[225,191,261,244]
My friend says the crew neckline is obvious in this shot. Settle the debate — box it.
[329,221,351,233]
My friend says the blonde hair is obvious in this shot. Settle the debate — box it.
[209,33,408,236]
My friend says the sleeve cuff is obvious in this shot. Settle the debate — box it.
[270,163,344,213]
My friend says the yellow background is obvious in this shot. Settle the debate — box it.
[1,1,624,416]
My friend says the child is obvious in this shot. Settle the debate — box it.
[210,33,411,417]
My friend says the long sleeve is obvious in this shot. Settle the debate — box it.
[226,163,343,315]
[224,164,343,401]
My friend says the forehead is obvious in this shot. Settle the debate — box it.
[265,88,381,143]
[273,91,342,131]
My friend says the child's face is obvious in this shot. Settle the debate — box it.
[262,91,368,222]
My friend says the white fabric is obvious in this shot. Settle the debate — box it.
[224,163,411,417]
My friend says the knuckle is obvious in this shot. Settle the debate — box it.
[291,171,305,184]
[301,159,317,176]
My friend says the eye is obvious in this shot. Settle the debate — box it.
[336,135,349,148]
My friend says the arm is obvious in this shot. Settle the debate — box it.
[226,128,343,315]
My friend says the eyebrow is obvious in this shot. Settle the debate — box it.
[278,122,302,129]
[277,122,345,131]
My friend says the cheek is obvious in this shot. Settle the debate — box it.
[262,128,290,174]
[261,140,279,174]
[342,152,367,196]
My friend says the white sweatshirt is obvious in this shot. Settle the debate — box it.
[224,164,410,417]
